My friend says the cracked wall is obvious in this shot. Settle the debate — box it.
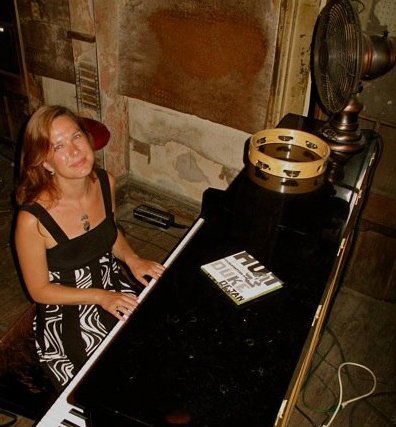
[128,98,247,201]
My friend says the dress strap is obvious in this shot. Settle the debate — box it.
[96,168,113,217]
[20,202,69,243]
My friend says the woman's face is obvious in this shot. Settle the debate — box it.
[43,115,95,179]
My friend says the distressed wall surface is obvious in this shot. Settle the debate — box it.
[357,0,396,198]
[360,0,396,124]
[18,0,74,83]
[94,0,130,175]
[9,0,321,202]
[118,1,280,134]
[128,98,249,200]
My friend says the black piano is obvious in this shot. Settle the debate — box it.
[37,114,379,427]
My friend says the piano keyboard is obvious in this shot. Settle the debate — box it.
[37,218,205,427]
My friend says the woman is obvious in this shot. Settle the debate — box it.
[14,105,165,390]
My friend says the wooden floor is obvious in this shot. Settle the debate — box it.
[289,288,396,426]
[0,154,395,427]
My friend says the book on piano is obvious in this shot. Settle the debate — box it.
[201,250,283,306]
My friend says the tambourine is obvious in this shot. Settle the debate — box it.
[247,162,325,194]
[248,128,330,180]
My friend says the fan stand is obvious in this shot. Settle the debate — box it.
[324,149,359,183]
[320,93,366,154]
[318,91,366,182]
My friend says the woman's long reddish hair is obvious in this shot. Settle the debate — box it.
[15,105,92,206]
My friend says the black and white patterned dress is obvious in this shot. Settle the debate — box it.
[21,168,138,390]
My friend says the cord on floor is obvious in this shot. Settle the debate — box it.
[0,408,17,427]
[321,362,377,427]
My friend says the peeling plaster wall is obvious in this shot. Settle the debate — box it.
[359,0,396,124]
[13,0,319,204]
[128,98,248,201]
[8,0,396,205]
[118,1,280,134]
[17,0,74,83]
[357,0,396,198]
[34,0,395,202]
[94,0,129,176]
[41,77,77,111]
[119,0,320,203]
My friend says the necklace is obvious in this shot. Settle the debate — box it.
[77,179,92,232]
[81,213,91,232]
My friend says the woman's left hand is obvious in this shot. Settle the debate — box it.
[127,256,165,286]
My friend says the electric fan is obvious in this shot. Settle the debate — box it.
[312,0,396,153]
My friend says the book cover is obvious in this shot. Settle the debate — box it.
[201,250,283,305]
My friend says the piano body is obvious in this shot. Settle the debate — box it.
[36,114,379,427]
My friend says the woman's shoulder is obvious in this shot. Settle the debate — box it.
[18,198,46,221]
[16,198,59,243]
[15,207,48,255]
[16,205,41,234]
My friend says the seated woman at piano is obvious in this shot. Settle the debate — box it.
[14,105,165,391]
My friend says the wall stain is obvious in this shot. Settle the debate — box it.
[175,152,210,184]
[149,10,266,80]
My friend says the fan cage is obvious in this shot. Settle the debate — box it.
[313,0,363,115]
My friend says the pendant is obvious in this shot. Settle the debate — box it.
[81,213,91,232]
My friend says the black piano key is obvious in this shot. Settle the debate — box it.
[60,419,80,427]
[69,406,88,420]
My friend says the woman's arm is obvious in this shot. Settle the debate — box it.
[108,172,165,286]
[14,210,137,320]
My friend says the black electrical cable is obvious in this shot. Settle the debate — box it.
[295,404,318,427]
[0,408,17,427]
[170,221,189,229]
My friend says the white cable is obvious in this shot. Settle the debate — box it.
[322,362,377,427]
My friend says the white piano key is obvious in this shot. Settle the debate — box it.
[138,217,205,302]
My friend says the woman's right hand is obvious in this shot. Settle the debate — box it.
[100,291,139,321]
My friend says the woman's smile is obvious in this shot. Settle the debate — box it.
[70,157,88,169]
